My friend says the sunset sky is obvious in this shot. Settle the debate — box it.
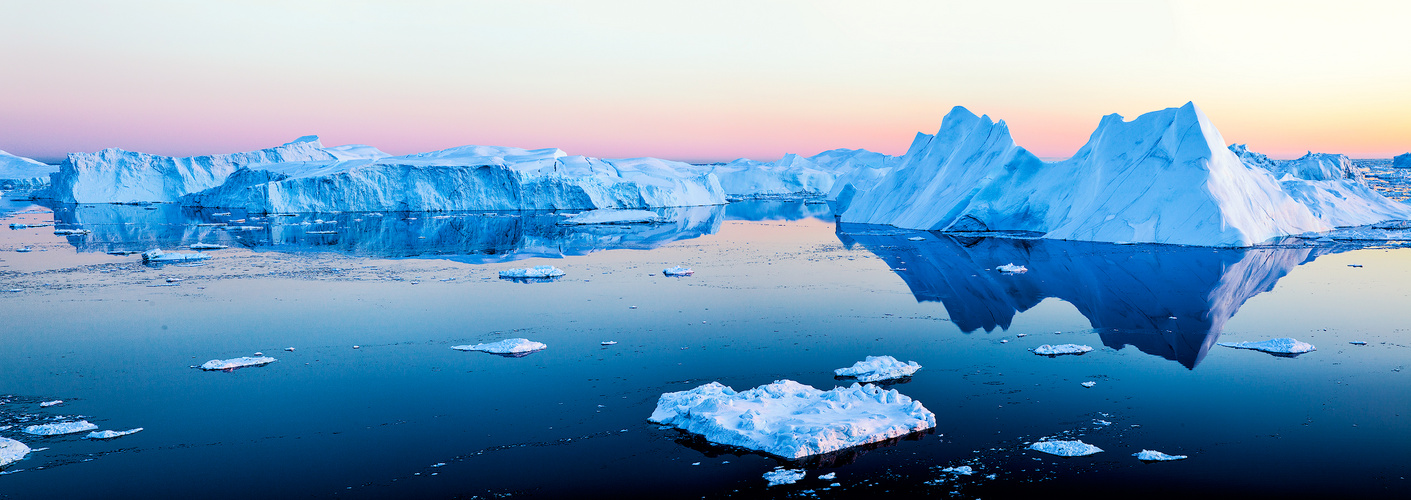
[2,0,1409,163]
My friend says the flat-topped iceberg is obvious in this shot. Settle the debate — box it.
[453,338,547,355]
[1133,449,1188,461]
[23,420,99,436]
[649,380,936,459]
[0,437,30,468]
[499,265,565,279]
[558,209,662,225]
[1033,344,1093,356]
[1217,337,1315,354]
[85,428,143,440]
[1028,439,1103,457]
[1,150,55,191]
[834,355,922,382]
[200,356,277,370]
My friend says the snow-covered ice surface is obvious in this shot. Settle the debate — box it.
[1033,344,1093,356]
[85,428,143,440]
[498,265,565,279]
[0,437,30,468]
[200,356,276,370]
[23,420,99,436]
[842,103,1411,247]
[557,209,662,225]
[452,338,547,356]
[662,266,694,276]
[1217,338,1315,355]
[1028,440,1104,457]
[1133,449,1188,461]
[762,468,806,486]
[649,380,936,459]
[833,355,922,382]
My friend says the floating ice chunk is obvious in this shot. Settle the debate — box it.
[1133,449,1187,461]
[200,356,276,371]
[1216,338,1315,354]
[907,236,926,241]
[834,355,922,382]
[1033,344,1093,356]
[600,341,618,346]
[663,266,694,276]
[23,420,99,436]
[38,400,63,407]
[85,428,143,440]
[0,437,30,468]
[941,465,974,475]
[1081,381,1096,388]
[1028,440,1103,457]
[15,247,32,253]
[1349,341,1367,345]
[499,265,565,279]
[1093,419,1112,426]
[817,472,836,480]
[558,209,662,225]
[452,338,547,356]
[763,468,806,486]
[141,249,209,263]
[996,263,1027,274]
[649,380,936,459]
[188,243,228,250]
[52,229,91,235]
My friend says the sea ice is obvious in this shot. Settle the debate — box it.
[649,380,936,459]
[662,266,694,276]
[23,420,99,436]
[499,265,565,279]
[38,400,63,407]
[762,468,806,486]
[1081,381,1096,388]
[85,428,143,440]
[558,209,662,225]
[1133,449,1187,461]
[996,263,1027,274]
[817,472,836,480]
[834,355,922,382]
[1394,153,1411,169]
[1033,344,1093,356]
[0,437,30,469]
[142,249,209,263]
[1216,338,1315,354]
[941,465,974,475]
[188,243,228,250]
[52,229,91,235]
[452,338,547,355]
[1028,440,1103,457]
[200,356,277,370]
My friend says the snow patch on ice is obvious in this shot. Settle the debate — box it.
[1033,344,1093,356]
[200,356,276,370]
[1217,338,1315,354]
[833,355,922,382]
[1028,440,1103,457]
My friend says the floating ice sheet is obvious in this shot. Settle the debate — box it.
[1033,344,1093,356]
[0,437,30,468]
[1028,440,1103,457]
[85,428,143,440]
[200,356,276,371]
[996,263,1027,274]
[763,468,806,486]
[142,249,209,263]
[1133,449,1187,461]
[453,338,547,355]
[499,265,565,279]
[834,355,922,382]
[23,420,99,436]
[663,266,694,276]
[1217,338,1315,354]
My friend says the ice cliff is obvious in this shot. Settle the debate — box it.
[1393,153,1411,169]
[842,103,1411,247]
[0,150,55,191]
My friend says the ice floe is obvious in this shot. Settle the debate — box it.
[188,243,228,250]
[1028,440,1103,457]
[1081,381,1096,388]
[200,356,277,370]
[1033,344,1093,356]
[142,248,209,263]
[834,355,922,382]
[649,380,936,459]
[499,265,565,279]
[0,437,30,468]
[558,209,662,225]
[23,420,99,436]
[1133,449,1187,461]
[85,428,143,440]
[941,465,975,475]
[1217,338,1315,354]
[52,229,91,235]
[452,338,547,355]
[662,266,694,276]
[763,467,806,486]
[38,400,63,407]
[996,263,1027,274]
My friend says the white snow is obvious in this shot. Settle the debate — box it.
[941,465,975,475]
[1034,344,1093,356]
[558,209,662,225]
[200,356,277,370]
[0,437,30,469]
[499,265,565,279]
[0,150,55,190]
[663,266,694,276]
[842,103,1411,247]
[1028,440,1104,457]
[996,263,1027,274]
[452,338,547,355]
[85,428,143,440]
[142,249,209,263]
[649,380,936,459]
[763,468,806,486]
[23,420,99,436]
[1217,338,1315,354]
[833,355,922,382]
[1133,449,1187,461]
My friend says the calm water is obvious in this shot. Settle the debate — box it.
[1,200,1409,499]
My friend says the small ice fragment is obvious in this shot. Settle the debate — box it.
[1028,440,1103,457]
[39,400,63,407]
[141,249,209,263]
[1033,344,1093,356]
[763,468,806,486]
[352,345,360,349]
[431,462,445,467]
[907,236,926,241]
[253,352,263,356]
[600,341,617,346]
[200,356,276,371]
[1000,339,1009,343]
[1133,449,1188,461]
[84,428,143,440]
[1349,341,1367,345]
[996,263,1027,274]
[452,338,547,356]
[499,265,565,279]
[834,355,922,382]
[629,305,637,309]
[53,228,91,235]
[818,472,836,480]
[285,347,295,351]
[1348,264,1363,268]
[1216,338,1315,354]
[23,420,99,436]
[692,462,700,466]
[663,266,694,276]
[1016,333,1027,338]
[1081,381,1096,388]
[941,465,974,475]
[1093,419,1112,426]
[0,437,30,469]
[188,243,228,250]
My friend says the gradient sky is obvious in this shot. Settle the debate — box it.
[2,0,1409,163]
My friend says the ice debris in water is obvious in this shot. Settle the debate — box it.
[649,380,936,459]
[907,236,926,241]
[1217,338,1315,354]
[85,428,143,440]
[452,338,547,355]
[1133,449,1187,461]
[817,472,836,480]
[498,265,565,279]
[1033,344,1093,356]
[600,341,617,346]
[200,356,277,371]
[996,263,1027,274]
[763,468,806,486]
[188,243,228,250]
[833,355,922,382]
[1081,381,1097,388]
[1349,341,1367,345]
[1028,440,1104,457]
[662,266,694,276]
[558,209,662,225]
[141,249,209,263]
[941,465,975,475]
[0,437,30,468]
[23,420,99,436]
[38,400,63,407]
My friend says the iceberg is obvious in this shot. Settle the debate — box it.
[833,355,922,382]
[0,150,55,191]
[1133,449,1188,461]
[0,437,30,469]
[1394,153,1411,169]
[200,356,277,370]
[1028,440,1103,457]
[452,338,547,355]
[499,265,565,279]
[558,209,662,225]
[649,380,936,459]
[763,468,806,486]
[1081,381,1097,388]
[23,420,99,436]
[995,263,1027,274]
[705,148,905,205]
[842,103,1411,247]
[1033,344,1093,356]
[1216,337,1315,355]
[662,266,694,276]
[85,428,143,440]
[142,248,209,263]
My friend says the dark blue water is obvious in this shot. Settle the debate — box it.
[1,201,1408,499]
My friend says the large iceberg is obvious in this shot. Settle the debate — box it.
[834,355,922,382]
[649,380,936,459]
[0,437,29,468]
[1393,153,1410,169]
[842,103,1411,247]
[1,150,55,191]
